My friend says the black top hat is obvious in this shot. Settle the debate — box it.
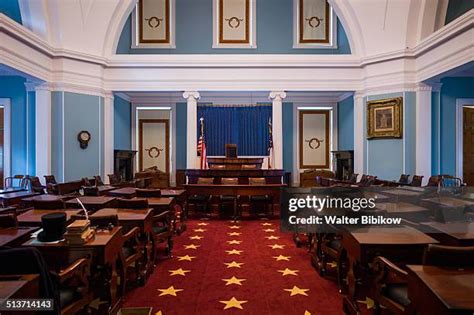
[38,212,67,242]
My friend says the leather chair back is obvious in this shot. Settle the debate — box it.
[399,174,410,184]
[33,199,66,210]
[410,175,424,187]
[83,186,99,196]
[0,213,18,228]
[116,198,149,209]
[136,189,162,198]
[221,178,238,185]
[423,244,474,267]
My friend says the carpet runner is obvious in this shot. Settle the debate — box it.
[123,220,343,314]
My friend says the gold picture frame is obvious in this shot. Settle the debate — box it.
[367,97,403,139]
[138,0,170,44]
[218,0,250,44]
[298,0,330,44]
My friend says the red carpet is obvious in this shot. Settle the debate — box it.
[124,220,343,315]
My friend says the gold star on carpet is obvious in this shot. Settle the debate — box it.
[184,244,200,250]
[277,268,299,276]
[169,268,191,276]
[357,297,375,309]
[227,240,242,245]
[189,235,203,240]
[327,262,337,268]
[226,249,243,255]
[273,255,291,261]
[263,228,275,232]
[228,232,241,236]
[268,244,285,249]
[284,286,309,296]
[261,222,273,226]
[197,222,209,226]
[229,225,240,229]
[304,311,311,315]
[158,286,183,297]
[193,228,206,232]
[224,261,244,268]
[222,276,246,286]
[177,255,196,261]
[219,297,248,310]
[155,311,163,315]
[89,298,108,310]
[265,235,280,240]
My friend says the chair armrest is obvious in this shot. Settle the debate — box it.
[153,211,171,221]
[373,256,408,284]
[122,226,141,243]
[59,258,89,284]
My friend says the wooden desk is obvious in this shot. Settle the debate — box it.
[184,169,285,184]
[107,187,137,199]
[184,184,284,218]
[420,221,474,246]
[0,191,40,207]
[17,209,81,227]
[376,202,431,221]
[21,194,73,208]
[381,188,424,198]
[97,186,116,195]
[341,226,438,314]
[0,187,26,194]
[407,265,474,315]
[0,227,38,247]
[91,208,156,280]
[65,196,116,211]
[0,275,39,315]
[23,227,124,315]
[422,196,474,208]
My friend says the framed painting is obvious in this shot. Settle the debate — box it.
[138,119,170,173]
[133,0,175,48]
[213,0,256,48]
[296,0,331,45]
[367,97,403,139]
[299,110,330,169]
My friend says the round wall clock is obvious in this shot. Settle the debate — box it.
[77,130,91,149]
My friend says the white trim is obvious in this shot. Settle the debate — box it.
[62,91,65,182]
[212,0,257,49]
[293,2,338,49]
[0,98,11,179]
[456,98,474,179]
[26,91,29,175]
[402,91,406,174]
[131,0,176,49]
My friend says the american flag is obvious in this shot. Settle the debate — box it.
[267,118,274,169]
[197,117,207,169]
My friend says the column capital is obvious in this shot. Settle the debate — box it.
[269,91,287,101]
[415,82,433,92]
[183,91,200,101]
[103,91,115,101]
[24,81,42,92]
[34,82,54,92]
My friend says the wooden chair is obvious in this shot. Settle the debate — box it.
[136,189,162,198]
[248,177,273,217]
[116,198,149,209]
[29,176,46,194]
[241,164,257,169]
[81,177,92,187]
[151,210,173,259]
[4,175,25,189]
[83,186,99,196]
[219,178,239,218]
[398,174,410,185]
[33,199,66,210]
[0,213,18,228]
[44,175,57,185]
[187,177,213,215]
[372,245,474,315]
[94,175,105,186]
[410,175,424,187]
[440,175,464,188]
[88,214,143,290]
[426,175,441,187]
[108,174,123,186]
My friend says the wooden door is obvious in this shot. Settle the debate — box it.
[138,119,170,173]
[463,107,474,185]
[0,107,4,188]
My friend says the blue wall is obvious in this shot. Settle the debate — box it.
[0,0,22,24]
[432,77,474,175]
[117,0,351,54]
[365,92,418,181]
[114,95,131,150]
[52,92,104,181]
[176,103,187,169]
[0,76,35,176]
[445,0,474,24]
[337,95,354,151]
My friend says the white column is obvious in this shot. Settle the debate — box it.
[35,83,52,180]
[353,92,365,175]
[183,91,200,169]
[269,91,286,169]
[415,83,432,185]
[103,93,115,183]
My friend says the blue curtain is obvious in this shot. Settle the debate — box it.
[197,105,272,156]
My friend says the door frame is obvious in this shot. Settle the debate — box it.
[138,119,170,174]
[0,98,11,180]
[455,98,474,179]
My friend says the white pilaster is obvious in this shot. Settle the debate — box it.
[353,92,365,175]
[269,91,286,169]
[415,83,432,185]
[103,93,115,183]
[35,83,52,180]
[183,91,200,169]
